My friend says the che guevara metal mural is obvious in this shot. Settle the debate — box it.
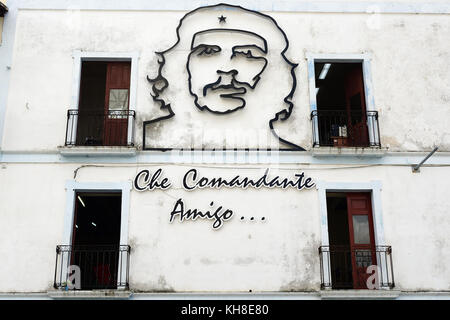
[144,3,305,151]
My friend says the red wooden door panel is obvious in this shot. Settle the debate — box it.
[344,66,369,147]
[104,62,131,146]
[346,192,376,289]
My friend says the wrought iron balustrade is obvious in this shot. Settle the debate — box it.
[311,110,380,147]
[319,245,394,290]
[54,245,131,290]
[65,109,135,147]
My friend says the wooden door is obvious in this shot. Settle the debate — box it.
[344,65,369,146]
[103,62,131,146]
[346,192,377,289]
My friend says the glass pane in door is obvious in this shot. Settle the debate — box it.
[108,89,129,118]
[352,215,370,244]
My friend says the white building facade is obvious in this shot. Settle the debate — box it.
[0,0,449,299]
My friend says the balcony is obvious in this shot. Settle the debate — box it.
[319,245,394,290]
[311,110,380,148]
[65,109,135,147]
[54,245,130,290]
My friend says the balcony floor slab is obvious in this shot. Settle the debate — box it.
[320,289,401,299]
[58,146,137,157]
[47,290,132,299]
[311,147,388,157]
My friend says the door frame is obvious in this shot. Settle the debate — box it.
[70,51,139,146]
[316,180,388,288]
[62,180,132,289]
[306,53,379,147]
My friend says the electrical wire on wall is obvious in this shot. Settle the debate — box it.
[72,162,450,179]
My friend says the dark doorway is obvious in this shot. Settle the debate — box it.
[314,62,369,147]
[76,61,107,146]
[71,192,122,290]
[326,193,353,289]
[76,61,131,146]
[326,192,376,289]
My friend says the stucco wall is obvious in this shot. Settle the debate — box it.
[0,163,449,292]
[1,8,449,151]
[0,1,449,296]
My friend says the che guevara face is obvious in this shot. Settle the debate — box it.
[187,29,268,114]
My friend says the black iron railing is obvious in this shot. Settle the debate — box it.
[65,109,135,147]
[311,110,380,147]
[319,245,394,290]
[54,245,131,290]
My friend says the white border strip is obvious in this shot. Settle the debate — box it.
[2,150,450,165]
[16,0,450,14]
[2,291,450,300]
